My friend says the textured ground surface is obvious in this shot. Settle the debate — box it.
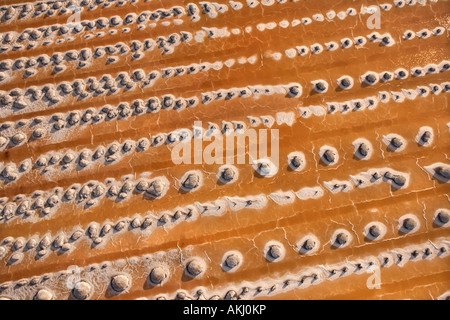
[0,0,449,300]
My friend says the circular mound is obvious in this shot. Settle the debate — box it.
[298,235,320,254]
[319,146,339,166]
[403,218,417,231]
[311,80,328,93]
[221,250,243,272]
[415,126,434,147]
[263,241,286,262]
[434,209,450,227]
[287,152,306,171]
[331,229,352,248]
[383,134,407,152]
[352,138,373,160]
[398,214,420,234]
[337,75,354,90]
[217,165,239,184]
[269,245,282,258]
